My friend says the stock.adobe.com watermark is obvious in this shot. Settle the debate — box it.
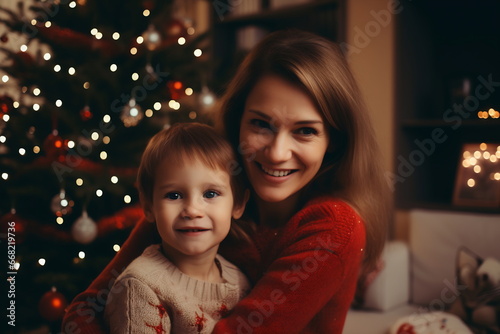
[6,220,17,327]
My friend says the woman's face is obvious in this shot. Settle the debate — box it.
[239,74,330,205]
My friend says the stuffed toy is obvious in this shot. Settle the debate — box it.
[449,247,500,334]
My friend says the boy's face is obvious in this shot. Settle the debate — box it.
[144,158,244,261]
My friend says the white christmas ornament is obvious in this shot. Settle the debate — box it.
[120,98,143,127]
[71,210,98,244]
[142,25,162,51]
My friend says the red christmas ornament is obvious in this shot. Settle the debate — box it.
[0,210,26,244]
[164,19,186,38]
[0,95,14,115]
[38,287,68,322]
[80,105,93,120]
[43,131,67,160]
[167,80,185,100]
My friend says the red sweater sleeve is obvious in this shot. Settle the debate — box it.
[61,218,157,334]
[212,198,366,334]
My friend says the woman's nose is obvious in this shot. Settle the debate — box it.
[265,132,292,163]
[181,198,204,219]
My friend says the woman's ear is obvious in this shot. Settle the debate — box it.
[232,189,250,219]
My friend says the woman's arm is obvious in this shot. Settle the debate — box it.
[105,277,171,334]
[213,199,366,334]
[61,219,157,334]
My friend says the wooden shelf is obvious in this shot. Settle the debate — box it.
[217,0,339,26]
[401,119,500,129]
[394,0,500,213]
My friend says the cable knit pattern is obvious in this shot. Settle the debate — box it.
[62,197,365,334]
[104,245,250,334]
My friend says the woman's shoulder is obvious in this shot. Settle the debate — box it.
[298,196,362,223]
[288,196,365,252]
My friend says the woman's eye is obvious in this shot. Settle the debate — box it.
[296,127,318,136]
[250,119,271,130]
[165,192,181,200]
[204,190,219,199]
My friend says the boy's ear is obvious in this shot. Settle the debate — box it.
[140,193,155,222]
[232,189,250,220]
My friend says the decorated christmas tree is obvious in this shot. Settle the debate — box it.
[0,0,214,332]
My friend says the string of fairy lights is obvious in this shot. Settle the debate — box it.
[0,0,215,271]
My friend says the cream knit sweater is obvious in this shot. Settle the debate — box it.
[105,244,250,334]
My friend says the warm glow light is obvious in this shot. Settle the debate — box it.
[33,103,40,111]
[136,36,144,44]
[91,28,98,35]
[78,251,85,259]
[54,64,61,72]
[83,81,90,89]
[3,114,10,122]
[480,143,487,151]
[473,165,481,173]
[33,88,41,96]
[100,151,107,160]
[153,102,162,111]
[68,67,76,75]
[185,87,193,96]
[91,132,99,141]
[33,146,40,154]
[112,32,120,40]
[467,178,475,187]
[113,244,121,252]
[20,45,28,52]
[38,258,46,266]
[1,75,9,83]
[189,111,197,119]
[69,1,77,8]
[469,157,477,165]
[130,47,138,55]
[193,49,202,57]
[103,115,111,123]
[143,9,150,16]
[483,151,491,159]
[76,178,84,186]
[56,217,64,224]
[131,73,139,81]
[1,173,8,180]
[491,155,498,163]
[495,173,500,181]
[103,136,110,144]
[67,140,75,148]
[145,109,153,117]
[178,37,186,45]
[18,148,26,156]
[45,21,52,28]
[111,176,118,184]
[124,195,131,203]
[56,99,62,107]
[473,151,481,159]
[96,189,103,197]
[95,32,103,40]
[187,27,195,35]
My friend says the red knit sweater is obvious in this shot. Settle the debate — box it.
[61,197,365,334]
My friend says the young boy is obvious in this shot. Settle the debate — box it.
[104,122,250,333]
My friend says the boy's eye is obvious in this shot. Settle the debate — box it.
[165,192,181,200]
[204,190,219,199]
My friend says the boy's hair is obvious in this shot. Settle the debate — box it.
[137,122,246,210]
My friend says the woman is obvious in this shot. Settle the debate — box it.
[62,29,390,334]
